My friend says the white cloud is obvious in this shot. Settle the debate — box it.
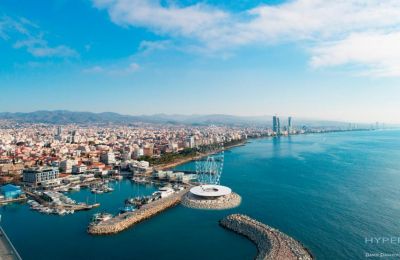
[82,65,105,73]
[92,0,400,77]
[310,32,400,77]
[82,62,139,75]
[13,38,78,58]
[139,40,172,54]
[0,16,78,58]
[93,0,228,37]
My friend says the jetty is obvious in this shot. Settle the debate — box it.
[88,189,188,235]
[25,190,100,211]
[0,196,27,205]
[220,214,313,260]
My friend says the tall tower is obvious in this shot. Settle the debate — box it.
[56,126,62,136]
[288,117,292,133]
[273,116,281,135]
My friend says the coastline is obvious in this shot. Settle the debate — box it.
[153,128,369,172]
[154,141,247,171]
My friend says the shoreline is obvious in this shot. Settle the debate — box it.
[154,141,247,171]
[154,128,373,172]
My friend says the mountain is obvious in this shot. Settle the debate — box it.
[0,110,367,127]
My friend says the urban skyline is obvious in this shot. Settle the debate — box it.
[1,0,400,123]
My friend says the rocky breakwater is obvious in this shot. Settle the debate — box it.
[220,214,313,260]
[88,189,187,235]
[181,192,241,210]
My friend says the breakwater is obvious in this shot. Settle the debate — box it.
[220,214,313,260]
[88,189,187,235]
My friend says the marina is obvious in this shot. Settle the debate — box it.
[88,187,188,235]
[24,190,100,215]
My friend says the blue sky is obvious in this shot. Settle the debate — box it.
[1,0,400,123]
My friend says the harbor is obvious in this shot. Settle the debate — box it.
[88,187,188,235]
[24,190,100,215]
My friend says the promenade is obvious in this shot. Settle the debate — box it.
[0,227,21,260]
[155,141,247,171]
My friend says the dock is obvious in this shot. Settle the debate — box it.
[0,227,22,260]
[88,189,188,235]
[25,191,100,211]
[0,196,27,205]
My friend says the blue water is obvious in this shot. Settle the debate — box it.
[2,130,400,259]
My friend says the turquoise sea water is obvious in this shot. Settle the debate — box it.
[2,130,400,259]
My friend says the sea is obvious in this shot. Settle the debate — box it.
[1,129,400,260]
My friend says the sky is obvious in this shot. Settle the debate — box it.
[1,0,400,124]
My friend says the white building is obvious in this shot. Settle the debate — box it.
[100,152,116,165]
[60,159,76,173]
[72,164,87,174]
[23,167,60,186]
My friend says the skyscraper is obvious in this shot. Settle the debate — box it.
[56,126,62,136]
[288,117,292,133]
[273,116,281,135]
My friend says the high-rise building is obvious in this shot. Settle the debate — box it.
[186,136,195,148]
[288,117,292,133]
[60,159,75,173]
[273,116,281,135]
[100,152,116,165]
[56,126,62,136]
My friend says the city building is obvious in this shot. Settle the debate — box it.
[129,160,151,174]
[187,136,195,148]
[22,167,60,186]
[273,116,281,135]
[60,159,75,173]
[71,164,87,174]
[100,152,116,165]
[288,117,293,134]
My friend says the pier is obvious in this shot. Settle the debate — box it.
[88,189,188,235]
[25,191,100,211]
[0,227,21,260]
[220,214,313,260]
[0,196,27,205]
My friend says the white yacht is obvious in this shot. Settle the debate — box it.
[154,187,175,198]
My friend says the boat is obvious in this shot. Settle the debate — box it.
[56,209,67,215]
[114,175,123,181]
[70,185,81,191]
[153,187,175,198]
[58,187,69,192]
[119,205,136,214]
[91,212,113,224]
[132,177,148,183]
